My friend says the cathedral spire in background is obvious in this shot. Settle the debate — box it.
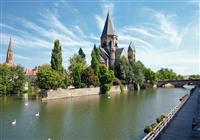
[5,37,14,66]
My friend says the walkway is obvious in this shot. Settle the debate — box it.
[157,87,200,140]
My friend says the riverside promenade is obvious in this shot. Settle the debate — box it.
[157,86,200,140]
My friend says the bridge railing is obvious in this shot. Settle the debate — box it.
[142,94,190,140]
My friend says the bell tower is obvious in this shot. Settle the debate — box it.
[5,38,14,66]
[100,11,118,68]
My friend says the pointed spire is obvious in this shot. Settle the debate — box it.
[101,11,117,38]
[128,41,135,52]
[8,37,13,51]
[5,37,14,66]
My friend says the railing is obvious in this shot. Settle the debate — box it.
[142,94,190,140]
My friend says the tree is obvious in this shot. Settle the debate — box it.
[78,48,86,58]
[91,45,100,77]
[12,65,27,94]
[51,40,64,73]
[156,68,177,80]
[189,74,200,80]
[115,56,129,84]
[81,67,99,87]
[144,68,157,86]
[0,64,26,95]
[68,54,86,88]
[36,65,63,90]
[99,64,115,94]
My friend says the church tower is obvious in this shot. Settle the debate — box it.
[101,11,118,68]
[5,38,14,66]
[128,41,136,62]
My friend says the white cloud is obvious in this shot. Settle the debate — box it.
[122,26,163,38]
[95,14,105,31]
[95,2,114,31]
[145,8,182,48]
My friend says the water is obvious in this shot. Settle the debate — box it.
[0,88,190,139]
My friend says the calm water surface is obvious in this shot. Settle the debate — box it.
[0,88,190,139]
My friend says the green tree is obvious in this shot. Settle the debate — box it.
[0,64,26,95]
[78,48,86,58]
[81,67,99,87]
[36,65,63,90]
[51,40,64,73]
[115,56,129,84]
[189,74,200,80]
[68,54,86,88]
[144,68,157,86]
[99,64,115,94]
[91,45,100,77]
[156,68,177,80]
[12,65,27,94]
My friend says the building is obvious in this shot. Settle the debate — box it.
[99,12,136,68]
[5,38,15,67]
[25,67,38,81]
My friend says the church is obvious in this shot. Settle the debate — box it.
[99,12,136,68]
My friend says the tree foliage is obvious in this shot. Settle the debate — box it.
[0,64,26,95]
[51,40,64,73]
[156,68,177,80]
[81,67,99,87]
[78,48,86,58]
[189,74,200,80]
[36,65,64,90]
[99,64,115,94]
[115,56,129,84]
[91,45,100,77]
[68,54,86,88]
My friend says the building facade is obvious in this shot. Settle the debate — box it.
[99,12,136,68]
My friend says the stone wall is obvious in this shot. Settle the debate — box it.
[42,85,127,101]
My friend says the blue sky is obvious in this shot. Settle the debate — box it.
[0,0,199,75]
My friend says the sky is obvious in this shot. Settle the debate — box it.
[0,0,199,75]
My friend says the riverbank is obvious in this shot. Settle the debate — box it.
[42,85,128,101]
[142,86,199,140]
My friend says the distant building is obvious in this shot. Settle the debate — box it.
[99,12,136,68]
[5,38,15,67]
[25,67,38,81]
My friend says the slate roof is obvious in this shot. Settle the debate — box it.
[101,12,117,38]
[115,48,124,58]
[99,47,110,60]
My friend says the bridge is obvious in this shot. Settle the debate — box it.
[157,79,200,87]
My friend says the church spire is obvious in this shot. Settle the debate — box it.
[5,37,14,66]
[101,11,117,38]
[128,41,135,52]
[128,41,136,62]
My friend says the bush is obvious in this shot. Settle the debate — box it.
[144,123,158,133]
[99,65,115,94]
[156,114,167,123]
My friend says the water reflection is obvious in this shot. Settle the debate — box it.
[0,88,189,139]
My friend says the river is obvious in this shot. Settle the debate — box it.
[0,88,190,139]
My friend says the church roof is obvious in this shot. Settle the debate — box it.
[101,12,117,38]
[115,48,125,58]
[128,41,135,52]
[99,47,110,60]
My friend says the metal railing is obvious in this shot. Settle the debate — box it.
[142,94,190,140]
